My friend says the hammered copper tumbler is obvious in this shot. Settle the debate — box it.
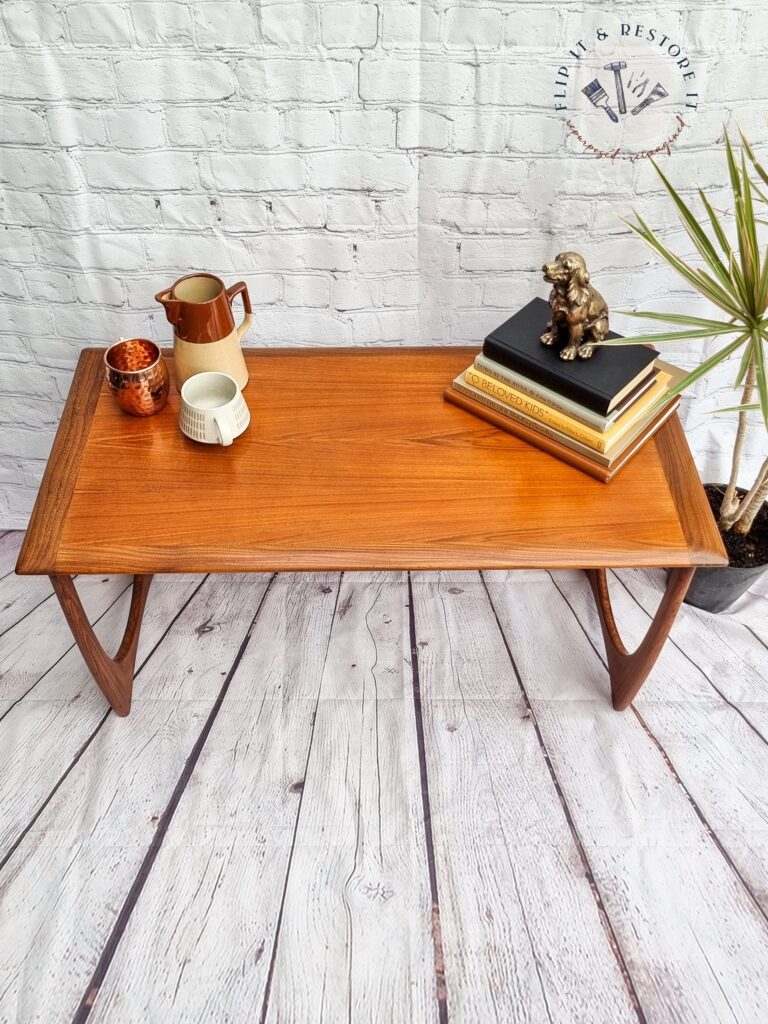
[104,339,170,416]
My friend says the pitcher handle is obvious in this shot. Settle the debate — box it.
[226,281,252,341]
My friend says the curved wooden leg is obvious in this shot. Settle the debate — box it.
[50,574,153,716]
[585,568,694,710]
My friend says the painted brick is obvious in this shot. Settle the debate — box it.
[46,106,109,147]
[247,274,281,305]
[397,109,451,150]
[308,151,414,192]
[0,266,26,299]
[380,276,420,307]
[381,5,439,49]
[326,194,376,231]
[166,106,227,147]
[451,112,506,153]
[445,8,503,49]
[82,151,198,190]
[203,154,305,192]
[262,3,318,47]
[421,155,525,194]
[74,273,125,307]
[435,197,486,232]
[105,108,165,149]
[355,238,418,273]
[459,237,550,273]
[38,230,146,272]
[360,58,475,104]
[0,301,54,337]
[106,193,163,230]
[273,195,326,229]
[1,55,115,101]
[23,269,75,304]
[351,310,419,343]
[131,2,195,46]
[284,274,331,307]
[284,108,336,149]
[249,235,354,272]
[160,194,217,231]
[504,10,561,47]
[147,233,252,272]
[333,277,376,310]
[45,193,109,232]
[193,2,257,48]
[219,197,272,232]
[66,3,133,46]
[378,193,417,231]
[338,109,395,148]
[0,106,48,145]
[3,191,49,226]
[476,61,551,107]
[228,109,282,149]
[1,148,80,191]
[3,227,37,264]
[322,5,378,49]
[2,1,66,45]
[246,309,349,344]
[116,57,235,103]
[239,59,354,103]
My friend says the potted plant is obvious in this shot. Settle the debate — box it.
[603,131,767,612]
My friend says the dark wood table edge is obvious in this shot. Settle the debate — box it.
[14,346,728,716]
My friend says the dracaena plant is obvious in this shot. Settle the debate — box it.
[601,131,768,537]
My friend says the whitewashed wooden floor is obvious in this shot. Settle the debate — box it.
[1,529,767,1024]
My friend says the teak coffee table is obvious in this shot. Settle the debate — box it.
[17,347,727,716]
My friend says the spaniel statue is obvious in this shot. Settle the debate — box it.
[540,252,609,360]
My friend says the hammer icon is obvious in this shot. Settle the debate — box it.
[604,61,627,115]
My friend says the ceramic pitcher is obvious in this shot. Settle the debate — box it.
[155,273,251,390]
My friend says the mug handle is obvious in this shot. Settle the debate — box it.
[214,415,234,447]
[226,281,252,342]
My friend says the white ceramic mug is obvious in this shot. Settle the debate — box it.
[179,372,250,446]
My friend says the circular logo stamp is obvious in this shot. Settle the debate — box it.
[554,20,701,160]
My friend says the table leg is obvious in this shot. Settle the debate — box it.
[49,574,153,716]
[585,567,694,710]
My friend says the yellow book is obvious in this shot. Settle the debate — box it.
[463,365,672,453]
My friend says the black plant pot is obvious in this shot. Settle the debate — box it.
[683,562,767,613]
[678,483,768,613]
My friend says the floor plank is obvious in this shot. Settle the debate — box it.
[266,573,438,1024]
[0,573,129,715]
[410,571,638,1024]
[0,531,23,579]
[0,574,203,864]
[550,569,768,920]
[0,574,268,1024]
[484,569,768,1024]
[84,573,339,1023]
[0,570,57,637]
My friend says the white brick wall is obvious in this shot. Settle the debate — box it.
[1,0,766,526]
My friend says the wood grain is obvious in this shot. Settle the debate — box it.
[484,570,768,1022]
[266,573,437,1023]
[0,575,268,1022]
[18,348,726,576]
[0,574,202,862]
[409,571,639,1023]
[15,348,103,576]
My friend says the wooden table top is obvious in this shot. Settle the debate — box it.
[17,347,727,575]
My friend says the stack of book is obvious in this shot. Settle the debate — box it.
[445,297,683,482]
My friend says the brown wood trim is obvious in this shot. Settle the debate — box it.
[654,414,728,566]
[586,566,695,709]
[16,349,104,575]
[49,573,153,715]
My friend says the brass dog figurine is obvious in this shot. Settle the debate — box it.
[540,252,609,360]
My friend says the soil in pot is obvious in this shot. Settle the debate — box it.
[682,485,767,613]
[705,484,768,567]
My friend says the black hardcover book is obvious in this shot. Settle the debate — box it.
[483,297,658,415]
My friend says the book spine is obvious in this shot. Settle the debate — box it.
[464,366,608,451]
[451,378,610,465]
[475,355,609,429]
[482,337,611,414]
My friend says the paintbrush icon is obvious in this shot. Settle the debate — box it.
[582,78,619,123]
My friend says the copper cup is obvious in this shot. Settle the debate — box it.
[104,339,170,416]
